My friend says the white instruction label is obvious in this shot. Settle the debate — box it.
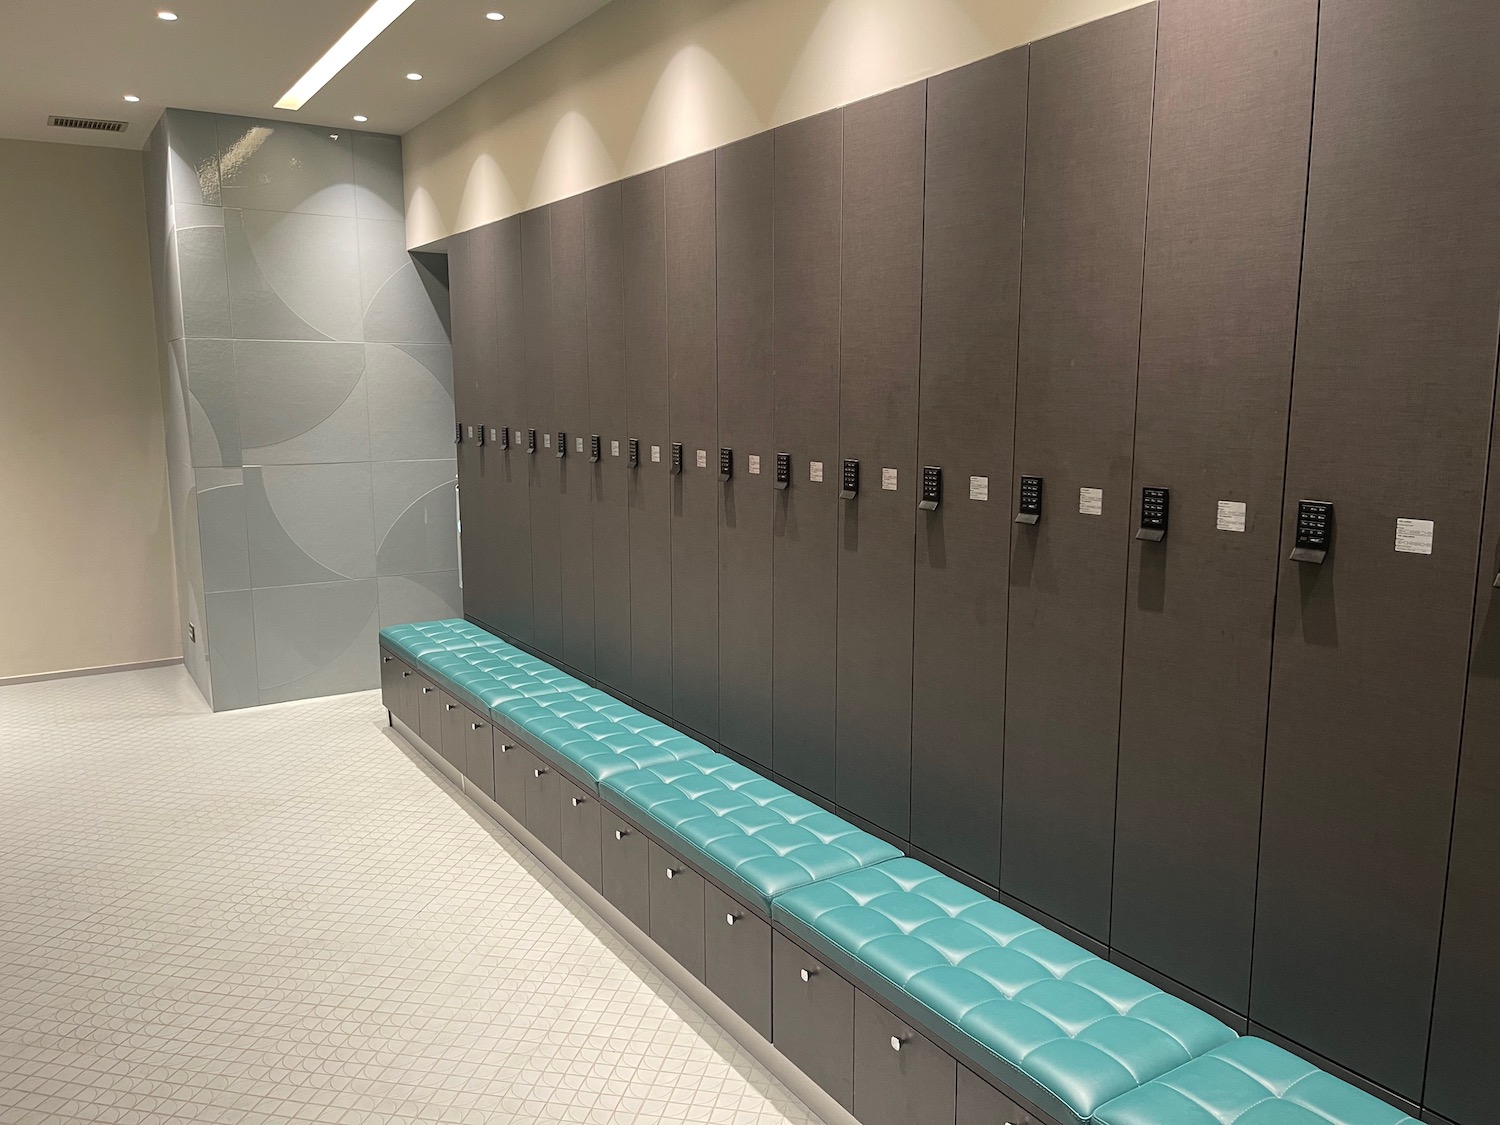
[969,476,990,502]
[490,428,499,443]
[611,440,620,457]
[576,437,584,453]
[748,455,761,474]
[651,445,661,463]
[1079,487,1104,516]
[696,449,707,469]
[882,468,898,491]
[1395,518,1434,555]
[544,432,551,448]
[1217,500,1248,533]
[810,461,824,483]
[515,430,523,444]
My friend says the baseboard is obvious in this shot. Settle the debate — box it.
[0,656,182,688]
[382,718,861,1125]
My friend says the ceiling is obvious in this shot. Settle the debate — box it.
[0,0,615,149]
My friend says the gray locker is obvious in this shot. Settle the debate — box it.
[666,152,720,740]
[522,748,561,854]
[773,931,854,1110]
[585,183,632,695]
[492,217,534,644]
[853,990,957,1125]
[601,807,650,933]
[622,170,673,716]
[558,776,602,891]
[910,47,1028,885]
[415,675,443,748]
[1111,0,1317,1014]
[704,882,771,1039]
[1000,3,1158,942]
[714,133,775,769]
[438,692,466,771]
[833,82,926,839]
[1252,0,1500,1099]
[522,206,563,659]
[771,108,842,799]
[648,840,705,980]
[957,1066,1039,1125]
[551,195,595,677]
[493,731,526,822]
[463,710,494,802]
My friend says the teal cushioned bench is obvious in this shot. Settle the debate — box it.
[772,858,1236,1125]
[1093,1037,1420,1125]
[380,619,499,660]
[600,756,903,914]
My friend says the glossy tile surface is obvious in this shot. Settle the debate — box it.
[0,669,826,1125]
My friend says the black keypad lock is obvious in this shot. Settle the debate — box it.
[1016,475,1043,524]
[555,431,567,458]
[719,448,733,482]
[527,429,537,455]
[1291,500,1333,564]
[1137,487,1169,542]
[455,422,463,445]
[627,438,639,468]
[775,452,791,490]
[497,425,509,450]
[475,423,485,447]
[840,459,859,500]
[671,443,684,476]
[919,466,941,511]
[590,435,601,463]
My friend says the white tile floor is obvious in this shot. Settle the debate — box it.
[0,667,826,1125]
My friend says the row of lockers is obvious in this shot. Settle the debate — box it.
[444,1,1499,1121]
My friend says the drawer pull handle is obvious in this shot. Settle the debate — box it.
[534,768,547,777]
[471,723,482,731]
[891,1036,907,1052]
[422,687,434,694]
[726,913,740,926]
[445,703,456,711]
[402,671,412,678]
[382,656,392,663]
[665,867,679,879]
[615,829,628,840]
[500,745,511,753]
[800,968,816,983]
[572,797,585,807]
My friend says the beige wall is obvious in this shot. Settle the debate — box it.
[404,0,1148,246]
[0,138,178,679]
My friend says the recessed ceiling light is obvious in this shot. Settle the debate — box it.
[157,10,178,19]
[405,72,423,81]
[353,115,368,122]
[123,95,141,103]
[274,0,419,111]
[485,12,505,20]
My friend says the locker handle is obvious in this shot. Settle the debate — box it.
[665,867,679,879]
[800,968,816,982]
[470,723,482,731]
[500,744,511,753]
[444,703,456,711]
[571,797,585,807]
[615,829,629,840]
[726,913,740,926]
[421,687,434,694]
[890,1035,907,1052]
[402,671,412,678]
[534,768,547,777]
[382,656,392,663]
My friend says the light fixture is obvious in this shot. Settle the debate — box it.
[123,95,141,103]
[353,115,368,122]
[405,72,422,81]
[157,10,178,20]
[274,0,419,111]
[485,11,505,20]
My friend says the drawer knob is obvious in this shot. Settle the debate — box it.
[445,703,456,711]
[891,1036,907,1052]
[800,968,816,983]
[726,913,739,926]
[402,671,412,678]
[615,829,628,841]
[572,797,585,807]
[665,867,678,879]
[500,745,511,753]
[534,768,547,777]
[471,723,482,731]
[422,687,433,694]
[382,656,392,663]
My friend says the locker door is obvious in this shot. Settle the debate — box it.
[623,170,673,715]
[1000,3,1158,942]
[448,228,500,625]
[551,196,595,677]
[910,47,1028,886]
[771,108,842,799]
[464,710,494,802]
[715,133,775,769]
[522,207,563,659]
[834,83,926,839]
[1112,0,1316,1015]
[492,216,533,643]
[586,183,632,695]
[1252,0,1500,1099]
[666,153,719,740]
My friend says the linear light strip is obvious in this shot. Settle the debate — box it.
[274,0,418,111]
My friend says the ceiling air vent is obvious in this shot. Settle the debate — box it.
[48,115,128,133]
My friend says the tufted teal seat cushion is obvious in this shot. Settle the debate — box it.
[772,857,1236,1124]
[509,700,717,787]
[601,757,903,913]
[1093,1038,1420,1125]
[380,619,496,661]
